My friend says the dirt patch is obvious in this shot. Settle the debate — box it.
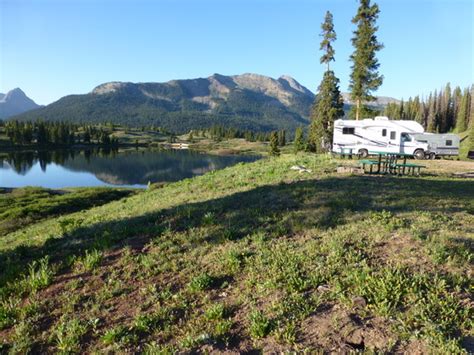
[372,233,432,270]
[298,305,396,352]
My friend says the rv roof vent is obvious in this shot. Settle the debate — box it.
[374,116,389,120]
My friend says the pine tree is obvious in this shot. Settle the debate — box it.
[469,110,474,154]
[414,96,423,125]
[455,88,469,133]
[349,0,384,120]
[398,99,404,119]
[308,11,344,152]
[453,86,462,127]
[293,127,305,153]
[426,93,436,132]
[319,11,336,71]
[269,131,280,156]
[278,130,286,147]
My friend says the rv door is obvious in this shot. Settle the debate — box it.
[387,130,400,153]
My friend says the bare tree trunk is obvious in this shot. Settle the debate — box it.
[356,99,361,120]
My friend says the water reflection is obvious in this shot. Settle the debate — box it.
[0,148,259,188]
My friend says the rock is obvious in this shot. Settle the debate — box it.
[290,165,312,173]
[317,284,331,292]
[336,166,364,175]
[352,296,367,308]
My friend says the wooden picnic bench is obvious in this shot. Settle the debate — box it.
[358,159,379,173]
[359,151,427,176]
[394,163,426,176]
[334,147,354,159]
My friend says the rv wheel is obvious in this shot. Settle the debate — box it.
[358,149,368,158]
[414,149,425,160]
[428,152,436,160]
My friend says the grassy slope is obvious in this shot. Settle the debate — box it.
[0,154,473,353]
[0,187,135,237]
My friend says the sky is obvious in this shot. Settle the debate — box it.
[1,0,473,105]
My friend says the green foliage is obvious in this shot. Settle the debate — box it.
[269,131,280,156]
[309,11,343,151]
[101,325,129,345]
[320,11,336,69]
[277,129,286,147]
[383,84,472,133]
[0,186,132,236]
[3,120,121,147]
[309,71,344,152]
[54,317,87,353]
[75,249,103,272]
[349,0,384,120]
[0,297,19,330]
[204,303,226,320]
[248,310,271,339]
[293,126,305,153]
[0,154,472,352]
[369,209,406,231]
[189,273,214,291]
[25,257,54,294]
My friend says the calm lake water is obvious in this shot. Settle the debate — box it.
[0,148,259,188]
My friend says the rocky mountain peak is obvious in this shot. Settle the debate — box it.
[0,88,41,119]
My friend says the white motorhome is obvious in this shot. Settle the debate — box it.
[332,116,430,159]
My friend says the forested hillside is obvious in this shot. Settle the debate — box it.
[11,74,313,134]
[384,84,473,133]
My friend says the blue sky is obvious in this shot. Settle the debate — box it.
[1,0,472,105]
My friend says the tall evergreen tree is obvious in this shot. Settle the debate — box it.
[426,93,436,132]
[278,129,286,147]
[453,86,462,124]
[269,131,280,156]
[293,127,305,153]
[349,0,384,120]
[319,11,336,71]
[455,88,469,132]
[308,11,344,152]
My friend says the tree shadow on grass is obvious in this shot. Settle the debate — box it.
[1,175,473,288]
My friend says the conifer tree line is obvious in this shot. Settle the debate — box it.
[197,125,275,143]
[3,121,118,146]
[383,84,473,133]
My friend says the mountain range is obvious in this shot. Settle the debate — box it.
[0,88,41,119]
[7,74,399,133]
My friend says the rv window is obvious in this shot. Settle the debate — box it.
[342,127,355,135]
[446,140,452,146]
[390,131,396,140]
[401,133,412,142]
[382,129,387,137]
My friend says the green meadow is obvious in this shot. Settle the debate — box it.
[0,153,473,353]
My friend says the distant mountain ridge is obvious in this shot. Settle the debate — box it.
[341,92,400,107]
[0,88,41,119]
[10,74,399,133]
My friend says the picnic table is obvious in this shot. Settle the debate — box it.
[333,147,354,159]
[359,151,426,176]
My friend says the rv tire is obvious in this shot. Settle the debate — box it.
[428,152,436,160]
[358,149,368,158]
[414,149,425,160]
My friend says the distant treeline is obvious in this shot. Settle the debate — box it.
[193,125,288,146]
[195,125,272,142]
[384,84,473,133]
[1,121,119,146]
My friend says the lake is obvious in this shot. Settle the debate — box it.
[0,148,260,188]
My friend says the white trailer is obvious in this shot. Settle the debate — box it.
[332,116,430,159]
[410,133,460,159]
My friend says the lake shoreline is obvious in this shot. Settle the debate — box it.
[0,146,261,189]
